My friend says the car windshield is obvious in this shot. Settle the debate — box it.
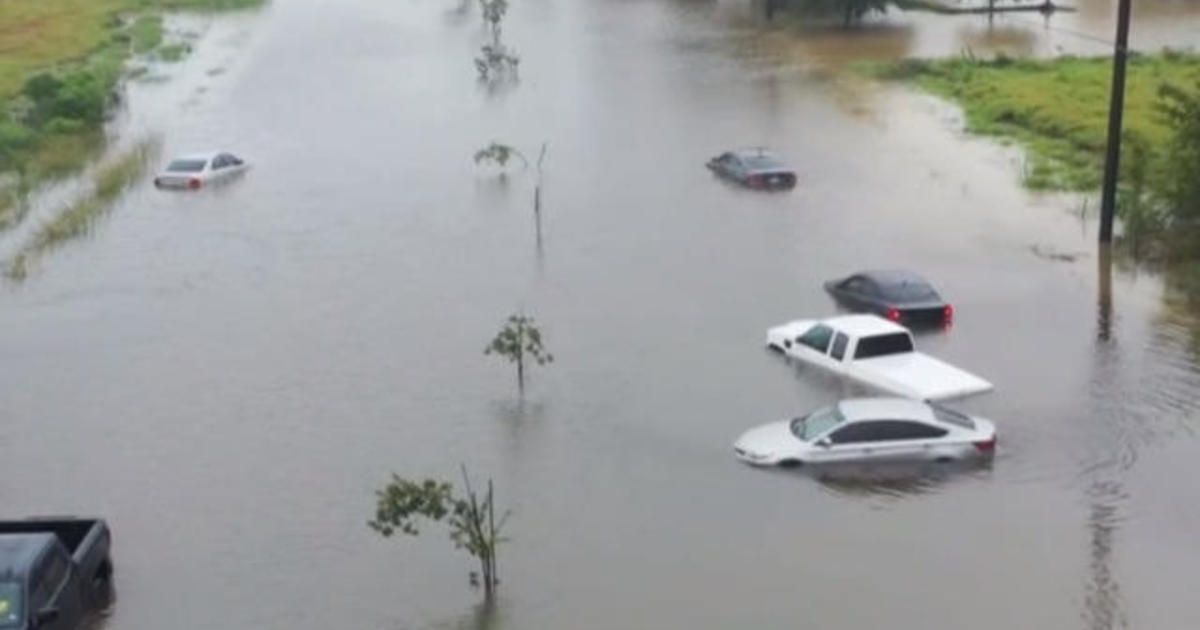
[790,406,845,441]
[166,159,208,173]
[741,154,784,169]
[0,582,23,629]
[880,281,939,302]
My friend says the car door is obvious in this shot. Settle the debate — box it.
[786,324,842,373]
[809,420,883,463]
[838,277,875,310]
[28,548,79,630]
[210,154,230,181]
[725,155,746,181]
[835,420,949,462]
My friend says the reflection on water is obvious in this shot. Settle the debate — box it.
[805,459,994,501]
[1083,480,1128,630]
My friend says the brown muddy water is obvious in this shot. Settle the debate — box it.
[1,0,1199,629]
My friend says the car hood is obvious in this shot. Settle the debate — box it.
[734,420,796,456]
[767,320,816,345]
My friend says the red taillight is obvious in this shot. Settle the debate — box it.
[885,307,901,321]
[973,436,996,454]
[747,174,763,187]
[188,178,201,189]
[943,304,954,320]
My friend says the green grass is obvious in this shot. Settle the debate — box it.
[865,52,1200,191]
[130,14,164,54]
[158,42,192,62]
[0,0,266,239]
[5,140,156,281]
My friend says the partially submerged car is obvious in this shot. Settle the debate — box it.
[706,148,796,190]
[733,398,997,466]
[766,314,993,401]
[825,270,952,326]
[154,151,247,190]
[0,518,113,630]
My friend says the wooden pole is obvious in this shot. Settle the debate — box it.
[1099,0,1132,244]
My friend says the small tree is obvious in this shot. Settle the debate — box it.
[485,314,553,393]
[474,0,519,81]
[1157,79,1200,227]
[474,142,528,173]
[369,466,509,597]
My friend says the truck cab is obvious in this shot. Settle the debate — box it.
[0,520,112,630]
[767,314,993,401]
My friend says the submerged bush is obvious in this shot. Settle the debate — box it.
[21,71,108,127]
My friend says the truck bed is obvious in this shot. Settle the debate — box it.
[0,518,111,573]
[854,352,994,401]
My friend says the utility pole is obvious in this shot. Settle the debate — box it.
[1098,0,1132,244]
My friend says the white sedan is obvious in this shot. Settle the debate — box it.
[733,398,996,466]
[153,151,248,190]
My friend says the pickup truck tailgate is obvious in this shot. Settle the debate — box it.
[855,352,993,401]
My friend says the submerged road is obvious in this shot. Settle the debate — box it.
[2,0,1199,628]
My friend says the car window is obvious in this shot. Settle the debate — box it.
[829,421,884,444]
[931,404,976,429]
[36,548,69,604]
[829,332,849,360]
[879,420,948,440]
[879,281,940,302]
[843,277,874,295]
[790,406,844,441]
[829,420,947,444]
[0,582,23,629]
[797,324,835,353]
[741,154,784,169]
[166,159,207,173]
[854,333,914,359]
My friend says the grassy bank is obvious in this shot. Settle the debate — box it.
[865,52,1200,191]
[5,140,157,281]
[0,0,265,222]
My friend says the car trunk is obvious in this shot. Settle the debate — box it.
[855,352,993,401]
[898,303,949,326]
[748,170,795,189]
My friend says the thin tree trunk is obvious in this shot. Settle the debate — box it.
[517,351,524,392]
[488,480,497,588]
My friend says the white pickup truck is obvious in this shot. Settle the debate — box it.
[766,314,993,401]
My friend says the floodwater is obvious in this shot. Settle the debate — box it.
[2,0,1200,628]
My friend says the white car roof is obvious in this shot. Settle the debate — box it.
[836,397,935,423]
[820,314,909,337]
[171,151,235,162]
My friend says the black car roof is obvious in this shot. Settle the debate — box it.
[0,534,53,581]
[856,269,932,287]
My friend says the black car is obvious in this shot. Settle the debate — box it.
[824,270,953,326]
[0,518,113,630]
[706,148,796,190]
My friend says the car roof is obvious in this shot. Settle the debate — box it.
[853,269,932,287]
[0,533,54,580]
[836,398,935,423]
[731,147,781,159]
[819,314,909,336]
[171,152,225,162]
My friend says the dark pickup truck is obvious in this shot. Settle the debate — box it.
[0,519,113,630]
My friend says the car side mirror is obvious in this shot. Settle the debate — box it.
[33,607,59,628]
[816,437,832,448]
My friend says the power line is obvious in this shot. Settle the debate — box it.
[993,13,1117,49]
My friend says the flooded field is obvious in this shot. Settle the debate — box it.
[1,0,1199,628]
